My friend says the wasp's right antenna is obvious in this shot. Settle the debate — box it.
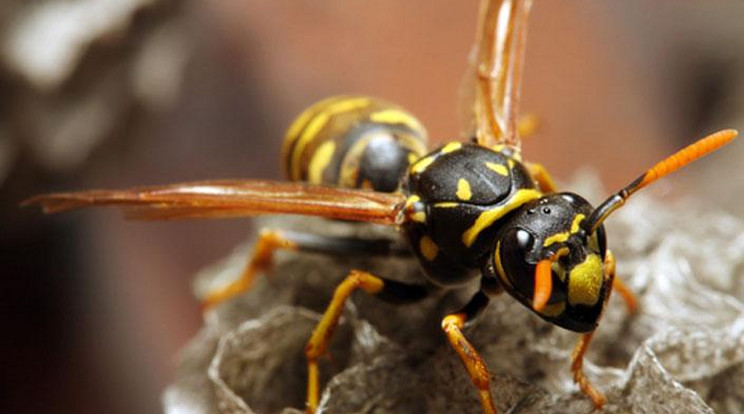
[587,129,738,234]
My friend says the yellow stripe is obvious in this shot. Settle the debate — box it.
[411,155,435,174]
[282,96,345,178]
[434,202,460,208]
[456,179,472,201]
[441,142,462,154]
[485,162,509,176]
[493,241,513,290]
[290,97,371,180]
[308,141,336,184]
[369,109,425,133]
[462,189,541,247]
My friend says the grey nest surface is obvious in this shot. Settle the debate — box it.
[163,173,744,414]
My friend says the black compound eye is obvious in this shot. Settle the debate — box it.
[499,228,536,296]
[515,229,532,251]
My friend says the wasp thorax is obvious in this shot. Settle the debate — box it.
[490,192,611,332]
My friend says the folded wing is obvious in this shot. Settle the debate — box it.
[23,180,407,226]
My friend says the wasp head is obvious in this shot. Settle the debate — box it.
[486,192,613,332]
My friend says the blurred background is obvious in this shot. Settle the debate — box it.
[2,1,742,413]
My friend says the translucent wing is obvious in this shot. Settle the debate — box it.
[460,0,533,148]
[23,180,407,226]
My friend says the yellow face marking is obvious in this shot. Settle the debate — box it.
[407,153,418,164]
[456,179,472,201]
[290,97,371,180]
[440,142,462,154]
[462,189,541,247]
[570,214,585,233]
[567,254,603,306]
[543,214,586,247]
[485,162,509,176]
[543,232,569,248]
[419,236,439,261]
[538,301,566,317]
[411,156,435,175]
[369,109,425,133]
[307,141,336,184]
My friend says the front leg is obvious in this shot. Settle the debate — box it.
[441,291,497,414]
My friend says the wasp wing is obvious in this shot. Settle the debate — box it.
[461,0,533,148]
[23,180,407,226]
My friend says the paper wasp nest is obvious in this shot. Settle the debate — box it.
[163,172,744,414]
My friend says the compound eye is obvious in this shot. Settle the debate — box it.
[499,228,536,296]
[515,229,532,251]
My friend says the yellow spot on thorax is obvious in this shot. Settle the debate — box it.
[456,179,472,201]
[485,162,509,176]
[567,254,603,306]
[308,141,336,184]
[405,195,427,223]
[407,153,419,164]
[462,189,541,247]
[419,236,439,261]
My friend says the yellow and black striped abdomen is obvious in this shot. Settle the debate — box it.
[282,96,428,192]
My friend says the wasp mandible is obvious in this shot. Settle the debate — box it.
[24,0,737,412]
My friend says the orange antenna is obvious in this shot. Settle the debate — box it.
[587,129,738,234]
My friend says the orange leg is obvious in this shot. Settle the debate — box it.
[442,314,497,414]
[571,331,605,409]
[303,270,429,413]
[441,291,497,414]
[605,250,637,314]
[527,162,558,193]
[202,229,297,310]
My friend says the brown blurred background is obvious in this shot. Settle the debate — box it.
[2,1,742,413]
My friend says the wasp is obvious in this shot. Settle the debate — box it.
[24,1,737,413]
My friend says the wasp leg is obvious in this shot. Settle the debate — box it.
[202,229,409,310]
[441,291,498,414]
[304,269,429,413]
[570,330,605,409]
[526,162,558,193]
[605,250,637,314]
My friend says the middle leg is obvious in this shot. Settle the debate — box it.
[304,269,430,413]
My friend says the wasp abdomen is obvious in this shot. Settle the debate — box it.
[402,143,540,286]
[282,96,428,192]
